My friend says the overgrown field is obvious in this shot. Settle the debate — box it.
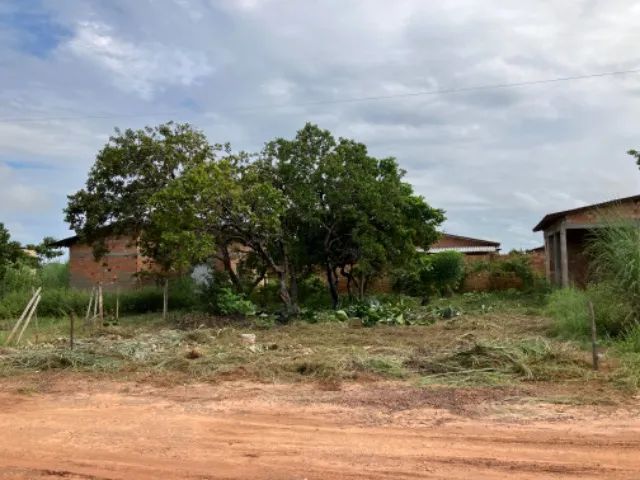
[1,291,637,400]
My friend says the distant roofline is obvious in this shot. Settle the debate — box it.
[437,232,501,247]
[49,235,79,248]
[533,194,640,232]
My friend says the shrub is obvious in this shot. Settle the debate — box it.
[199,272,256,316]
[546,288,590,339]
[0,262,69,298]
[40,262,70,289]
[618,324,640,354]
[547,284,634,339]
[0,276,201,320]
[587,220,640,322]
[498,254,536,288]
[467,254,540,291]
[393,251,465,297]
[298,275,330,309]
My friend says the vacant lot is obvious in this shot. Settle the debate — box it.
[1,295,639,479]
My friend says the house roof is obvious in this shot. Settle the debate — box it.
[425,233,501,254]
[532,194,640,232]
[434,233,500,247]
[49,235,80,248]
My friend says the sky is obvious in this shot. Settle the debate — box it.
[1,0,640,251]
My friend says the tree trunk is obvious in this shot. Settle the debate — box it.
[162,278,169,321]
[358,272,366,300]
[277,270,295,318]
[289,266,299,307]
[326,263,339,309]
[220,243,242,292]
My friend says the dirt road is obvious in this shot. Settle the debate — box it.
[0,376,639,479]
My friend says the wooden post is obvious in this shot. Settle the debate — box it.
[98,283,104,325]
[115,285,120,322]
[560,224,569,287]
[162,278,169,321]
[85,287,95,326]
[15,294,41,345]
[588,300,598,371]
[69,312,75,350]
[5,287,42,345]
[32,287,39,344]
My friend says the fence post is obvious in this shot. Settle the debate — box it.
[70,312,75,350]
[588,300,598,371]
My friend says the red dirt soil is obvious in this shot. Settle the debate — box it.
[0,376,639,480]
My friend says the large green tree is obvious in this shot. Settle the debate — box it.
[258,123,445,308]
[65,122,218,316]
[65,122,214,251]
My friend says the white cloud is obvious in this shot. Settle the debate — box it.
[3,0,640,249]
[0,164,50,215]
[66,21,213,99]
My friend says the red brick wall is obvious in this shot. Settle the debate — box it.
[69,237,143,290]
[565,201,640,226]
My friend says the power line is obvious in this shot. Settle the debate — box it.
[1,67,639,124]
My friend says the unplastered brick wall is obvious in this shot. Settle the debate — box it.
[68,237,142,290]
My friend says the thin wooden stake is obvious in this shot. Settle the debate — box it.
[15,294,41,345]
[162,278,169,321]
[5,287,42,345]
[93,284,98,327]
[85,287,95,326]
[69,312,75,350]
[98,283,104,325]
[588,300,599,371]
[32,287,39,344]
[115,285,120,322]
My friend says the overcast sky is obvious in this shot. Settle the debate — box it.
[2,0,640,250]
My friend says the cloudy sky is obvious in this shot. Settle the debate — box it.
[2,0,640,250]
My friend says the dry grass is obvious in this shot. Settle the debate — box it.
[0,309,609,397]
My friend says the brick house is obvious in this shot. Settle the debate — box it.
[533,194,640,287]
[52,234,248,290]
[51,235,153,290]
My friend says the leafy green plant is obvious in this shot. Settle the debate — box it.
[198,273,255,316]
[393,251,465,297]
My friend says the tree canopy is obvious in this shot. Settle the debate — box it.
[0,223,24,279]
[65,122,445,315]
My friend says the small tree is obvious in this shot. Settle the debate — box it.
[0,222,25,280]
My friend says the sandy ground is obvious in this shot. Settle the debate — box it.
[0,375,639,480]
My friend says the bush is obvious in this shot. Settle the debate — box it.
[0,262,69,298]
[618,324,640,354]
[298,275,330,309]
[0,288,89,319]
[467,254,541,291]
[393,251,465,297]
[587,220,640,321]
[547,288,590,339]
[498,254,536,288]
[0,276,202,319]
[199,272,256,316]
[547,284,634,339]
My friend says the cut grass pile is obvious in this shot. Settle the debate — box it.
[0,308,608,391]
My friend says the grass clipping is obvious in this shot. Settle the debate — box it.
[407,337,588,385]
